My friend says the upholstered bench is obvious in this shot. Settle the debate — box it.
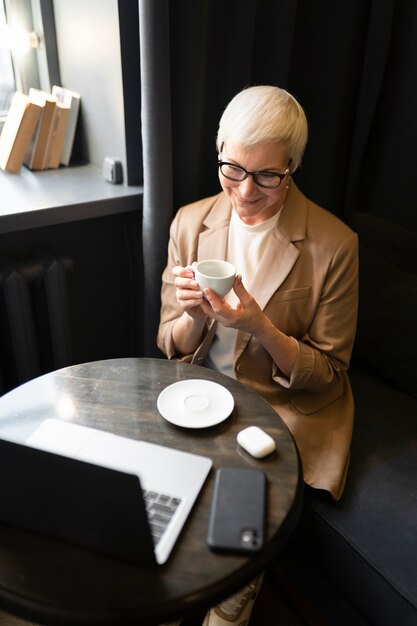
[271,213,417,626]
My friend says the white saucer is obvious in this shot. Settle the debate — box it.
[157,379,234,428]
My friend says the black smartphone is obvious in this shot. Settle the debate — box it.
[206,467,267,553]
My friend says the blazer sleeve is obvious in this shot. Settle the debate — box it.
[157,210,187,359]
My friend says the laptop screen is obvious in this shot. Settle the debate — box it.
[0,437,158,566]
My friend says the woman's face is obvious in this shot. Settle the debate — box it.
[218,140,291,226]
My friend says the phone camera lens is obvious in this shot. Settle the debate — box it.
[241,528,259,547]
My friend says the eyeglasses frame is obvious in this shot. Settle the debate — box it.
[217,158,292,189]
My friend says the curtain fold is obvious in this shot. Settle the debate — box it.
[139,0,173,356]
[342,0,397,217]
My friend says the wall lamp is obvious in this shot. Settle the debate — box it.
[0,24,40,53]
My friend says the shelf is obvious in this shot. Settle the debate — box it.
[0,164,143,234]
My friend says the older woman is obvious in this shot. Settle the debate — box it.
[158,85,358,625]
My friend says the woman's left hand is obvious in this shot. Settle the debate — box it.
[199,275,266,335]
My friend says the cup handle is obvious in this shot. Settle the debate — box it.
[185,264,195,276]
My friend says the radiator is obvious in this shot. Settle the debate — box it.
[0,250,73,394]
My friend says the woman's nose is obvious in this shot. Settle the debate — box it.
[239,175,258,196]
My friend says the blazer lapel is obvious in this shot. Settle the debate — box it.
[197,194,232,261]
[249,229,300,311]
[247,182,308,310]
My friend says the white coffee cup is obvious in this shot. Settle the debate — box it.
[191,260,236,298]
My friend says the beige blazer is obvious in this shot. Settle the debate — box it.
[158,183,358,500]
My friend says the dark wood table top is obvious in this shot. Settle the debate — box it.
[0,358,302,626]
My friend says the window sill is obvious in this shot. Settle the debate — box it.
[0,164,143,234]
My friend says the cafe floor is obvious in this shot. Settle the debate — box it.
[250,570,310,626]
[251,565,334,626]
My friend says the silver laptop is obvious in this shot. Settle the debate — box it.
[0,418,212,566]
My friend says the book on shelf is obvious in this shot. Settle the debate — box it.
[43,100,70,169]
[0,91,43,173]
[24,88,58,171]
[52,85,81,166]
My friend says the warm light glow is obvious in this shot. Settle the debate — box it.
[0,24,40,53]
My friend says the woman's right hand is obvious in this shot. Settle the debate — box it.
[172,265,206,319]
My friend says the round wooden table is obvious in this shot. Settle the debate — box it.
[0,358,302,625]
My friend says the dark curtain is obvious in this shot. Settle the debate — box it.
[138,0,417,356]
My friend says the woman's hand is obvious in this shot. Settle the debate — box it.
[171,264,211,356]
[200,275,266,334]
[172,265,206,321]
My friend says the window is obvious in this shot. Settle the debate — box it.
[0,0,59,125]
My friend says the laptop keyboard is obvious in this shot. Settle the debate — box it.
[143,490,182,545]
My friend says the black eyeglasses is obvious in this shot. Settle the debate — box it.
[218,159,292,189]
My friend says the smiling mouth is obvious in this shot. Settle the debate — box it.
[237,195,261,206]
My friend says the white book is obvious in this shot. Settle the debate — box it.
[52,85,81,166]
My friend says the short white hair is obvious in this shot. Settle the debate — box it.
[216,85,308,172]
